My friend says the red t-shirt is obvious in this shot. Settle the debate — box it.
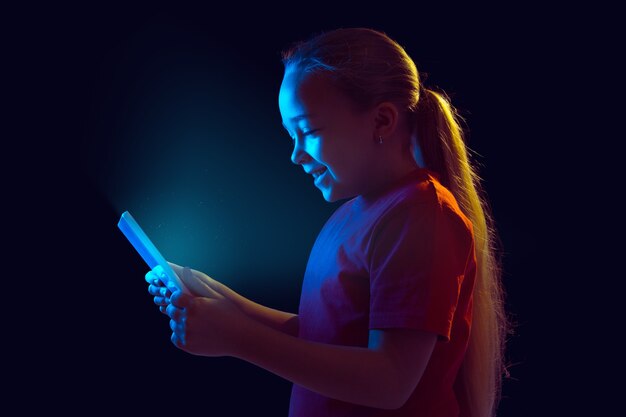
[288,167,477,417]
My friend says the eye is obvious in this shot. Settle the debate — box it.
[302,128,322,137]
[285,128,323,142]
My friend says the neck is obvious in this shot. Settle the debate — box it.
[361,152,421,198]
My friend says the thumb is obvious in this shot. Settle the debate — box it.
[170,289,194,309]
[167,261,184,276]
[165,279,180,294]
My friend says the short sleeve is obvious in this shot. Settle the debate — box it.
[368,199,471,342]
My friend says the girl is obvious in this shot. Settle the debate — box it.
[146,27,509,417]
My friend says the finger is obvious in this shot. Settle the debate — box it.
[153,296,168,306]
[145,270,160,285]
[159,305,167,314]
[160,286,172,297]
[171,331,185,348]
[167,261,184,276]
[183,266,193,284]
[178,266,199,293]
[166,303,185,321]
[149,287,172,303]
[165,280,180,294]
[170,319,186,346]
[166,303,177,319]
[148,284,170,297]
[170,318,182,332]
[170,290,194,310]
[153,265,165,279]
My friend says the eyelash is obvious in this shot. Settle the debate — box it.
[287,128,322,142]
[302,129,321,137]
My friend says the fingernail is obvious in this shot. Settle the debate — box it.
[160,288,167,296]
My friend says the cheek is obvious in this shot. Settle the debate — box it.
[304,138,323,159]
[330,138,372,183]
[313,128,365,175]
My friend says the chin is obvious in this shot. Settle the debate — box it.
[321,187,352,203]
[320,188,335,203]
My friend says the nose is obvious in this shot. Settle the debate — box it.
[290,137,311,166]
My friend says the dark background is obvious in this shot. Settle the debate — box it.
[8,3,602,416]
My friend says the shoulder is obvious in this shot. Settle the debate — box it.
[372,174,474,246]
[371,173,441,228]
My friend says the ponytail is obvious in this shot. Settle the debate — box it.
[412,87,511,417]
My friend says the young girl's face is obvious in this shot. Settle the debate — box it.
[278,68,379,202]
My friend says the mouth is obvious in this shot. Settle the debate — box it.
[312,167,327,179]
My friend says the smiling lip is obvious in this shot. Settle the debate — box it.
[312,168,326,178]
[313,168,327,182]
[306,167,327,176]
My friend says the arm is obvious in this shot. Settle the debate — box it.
[166,289,436,409]
[234,323,437,410]
[220,287,299,337]
[158,263,299,337]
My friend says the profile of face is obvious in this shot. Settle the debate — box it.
[278,67,382,203]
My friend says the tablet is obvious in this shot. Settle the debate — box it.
[118,210,189,293]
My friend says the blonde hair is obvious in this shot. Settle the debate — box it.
[282,27,511,417]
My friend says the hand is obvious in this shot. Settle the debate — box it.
[145,262,226,314]
[167,262,226,299]
[145,267,174,314]
[166,289,255,357]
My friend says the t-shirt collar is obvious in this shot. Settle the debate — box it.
[356,166,430,207]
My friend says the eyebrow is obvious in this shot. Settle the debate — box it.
[282,114,316,131]
[290,113,315,121]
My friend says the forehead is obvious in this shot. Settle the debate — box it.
[278,70,345,122]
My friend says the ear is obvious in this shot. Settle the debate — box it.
[373,101,400,139]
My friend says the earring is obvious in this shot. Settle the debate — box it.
[379,135,384,144]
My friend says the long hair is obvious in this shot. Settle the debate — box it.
[281,28,511,417]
